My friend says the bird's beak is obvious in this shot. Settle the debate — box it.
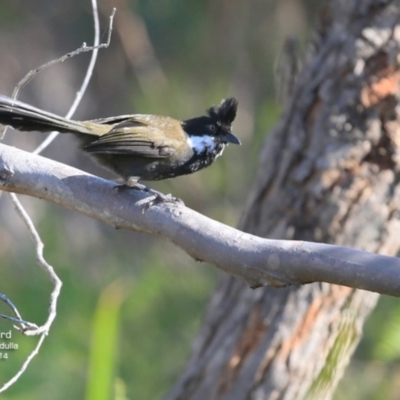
[222,131,241,145]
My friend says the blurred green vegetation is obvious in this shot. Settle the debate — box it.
[0,205,217,399]
[0,1,399,399]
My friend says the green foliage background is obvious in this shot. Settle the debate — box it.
[0,1,398,399]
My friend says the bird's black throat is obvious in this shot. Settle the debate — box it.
[178,141,225,176]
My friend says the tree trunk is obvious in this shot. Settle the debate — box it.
[170,1,400,399]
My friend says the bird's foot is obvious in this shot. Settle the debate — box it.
[114,183,184,209]
[136,184,184,207]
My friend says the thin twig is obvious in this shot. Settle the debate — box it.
[33,6,116,154]
[0,7,116,143]
[0,313,38,330]
[13,8,115,104]
[0,293,33,331]
[8,192,62,336]
[0,334,47,392]
[0,0,113,394]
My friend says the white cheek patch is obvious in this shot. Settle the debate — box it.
[187,135,217,154]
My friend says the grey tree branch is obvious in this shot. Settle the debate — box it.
[1,142,400,296]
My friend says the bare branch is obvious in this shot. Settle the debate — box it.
[1,142,400,296]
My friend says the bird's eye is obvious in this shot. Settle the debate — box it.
[208,124,217,133]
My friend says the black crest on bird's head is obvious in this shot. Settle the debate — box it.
[182,97,239,139]
[207,97,238,126]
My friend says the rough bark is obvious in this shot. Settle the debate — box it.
[170,1,400,399]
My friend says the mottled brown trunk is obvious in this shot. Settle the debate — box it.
[170,1,400,400]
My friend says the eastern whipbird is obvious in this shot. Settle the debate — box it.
[0,95,240,203]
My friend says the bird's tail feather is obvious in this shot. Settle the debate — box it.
[0,95,95,135]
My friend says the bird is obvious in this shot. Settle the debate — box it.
[0,95,240,201]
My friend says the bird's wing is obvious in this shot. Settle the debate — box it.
[84,115,186,158]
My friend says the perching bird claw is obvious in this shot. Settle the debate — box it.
[114,183,184,210]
